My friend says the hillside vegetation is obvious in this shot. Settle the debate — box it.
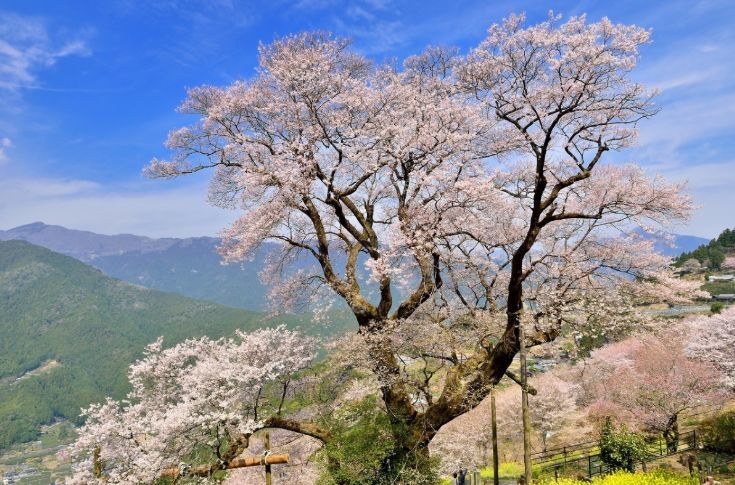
[676,228,735,270]
[0,240,307,449]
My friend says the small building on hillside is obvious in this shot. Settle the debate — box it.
[709,274,735,282]
[713,294,735,301]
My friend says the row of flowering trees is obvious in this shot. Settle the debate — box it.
[430,307,735,472]
[68,12,711,484]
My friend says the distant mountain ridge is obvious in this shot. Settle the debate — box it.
[0,222,711,311]
[635,229,710,257]
[0,222,179,262]
[0,222,272,310]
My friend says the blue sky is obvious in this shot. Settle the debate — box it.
[0,0,733,238]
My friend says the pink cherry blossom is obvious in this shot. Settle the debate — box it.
[141,17,695,457]
[67,327,315,484]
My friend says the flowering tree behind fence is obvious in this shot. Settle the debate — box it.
[582,332,723,452]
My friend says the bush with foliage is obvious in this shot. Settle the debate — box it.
[700,411,735,453]
[317,397,439,485]
[711,301,725,314]
[599,418,649,472]
[540,470,698,484]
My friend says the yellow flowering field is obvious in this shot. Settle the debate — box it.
[540,471,699,485]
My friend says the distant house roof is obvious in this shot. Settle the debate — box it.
[714,294,735,300]
[709,275,734,281]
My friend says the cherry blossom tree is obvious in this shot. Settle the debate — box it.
[450,12,694,349]
[582,333,723,452]
[67,327,317,484]
[686,305,735,391]
[144,14,694,468]
[530,373,577,451]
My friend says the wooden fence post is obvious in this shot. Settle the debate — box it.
[265,432,272,485]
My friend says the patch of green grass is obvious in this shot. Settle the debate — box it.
[702,281,735,295]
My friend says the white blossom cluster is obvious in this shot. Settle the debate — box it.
[67,327,315,484]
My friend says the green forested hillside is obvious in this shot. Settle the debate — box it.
[675,227,735,269]
[0,240,293,449]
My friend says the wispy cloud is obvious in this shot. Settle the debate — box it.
[114,0,253,69]
[0,11,91,91]
[0,175,236,238]
[0,137,11,163]
[618,2,735,237]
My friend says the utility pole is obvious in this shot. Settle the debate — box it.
[519,320,533,484]
[491,384,499,485]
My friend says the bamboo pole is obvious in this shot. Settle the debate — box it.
[159,454,289,478]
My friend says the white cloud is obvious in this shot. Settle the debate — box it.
[656,159,735,238]
[0,175,237,238]
[0,12,91,90]
[0,137,11,163]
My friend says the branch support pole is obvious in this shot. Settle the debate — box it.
[264,432,272,485]
[520,320,533,484]
[491,385,500,485]
[159,454,289,478]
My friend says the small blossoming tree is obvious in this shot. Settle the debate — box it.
[582,333,723,452]
[686,305,735,391]
[67,327,317,484]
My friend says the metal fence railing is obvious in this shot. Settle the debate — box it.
[534,429,701,480]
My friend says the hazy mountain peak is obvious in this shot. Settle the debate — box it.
[0,222,179,262]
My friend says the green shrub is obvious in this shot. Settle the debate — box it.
[710,301,725,314]
[599,418,648,472]
[317,397,439,485]
[700,411,735,453]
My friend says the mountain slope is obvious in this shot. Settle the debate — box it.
[630,228,710,257]
[668,234,712,255]
[91,237,272,310]
[0,223,274,309]
[674,227,735,270]
[0,240,293,449]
